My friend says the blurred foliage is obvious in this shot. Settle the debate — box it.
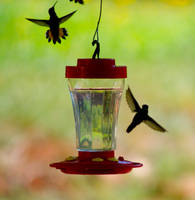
[0,0,195,200]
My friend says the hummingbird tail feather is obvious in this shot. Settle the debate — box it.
[45,28,68,44]
[46,30,49,39]
[126,123,137,133]
[46,29,54,43]
[59,28,68,39]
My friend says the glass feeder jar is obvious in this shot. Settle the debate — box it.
[66,59,126,152]
[50,59,142,175]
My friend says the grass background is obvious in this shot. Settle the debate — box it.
[0,0,195,199]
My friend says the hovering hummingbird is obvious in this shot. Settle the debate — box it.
[69,0,84,4]
[126,86,167,133]
[26,2,76,44]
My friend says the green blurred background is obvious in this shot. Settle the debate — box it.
[0,0,195,199]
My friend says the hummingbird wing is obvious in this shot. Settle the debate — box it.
[126,86,141,112]
[59,10,77,25]
[144,115,167,132]
[26,18,50,27]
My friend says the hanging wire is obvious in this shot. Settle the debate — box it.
[92,0,103,59]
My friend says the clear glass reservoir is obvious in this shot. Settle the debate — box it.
[66,59,127,152]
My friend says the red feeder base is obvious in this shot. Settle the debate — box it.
[50,151,143,175]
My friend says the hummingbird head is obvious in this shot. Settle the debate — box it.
[142,104,148,110]
[49,1,57,15]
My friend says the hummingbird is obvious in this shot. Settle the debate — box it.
[126,86,167,133]
[26,2,76,44]
[69,0,84,4]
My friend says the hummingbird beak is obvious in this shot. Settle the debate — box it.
[53,1,57,8]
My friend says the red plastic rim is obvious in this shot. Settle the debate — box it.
[50,151,143,175]
[66,59,127,78]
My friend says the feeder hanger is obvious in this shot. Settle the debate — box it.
[92,0,103,59]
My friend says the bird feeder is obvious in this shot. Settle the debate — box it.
[50,59,143,175]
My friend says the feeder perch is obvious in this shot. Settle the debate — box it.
[50,59,143,175]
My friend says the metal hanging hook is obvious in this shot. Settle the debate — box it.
[92,0,103,59]
[92,40,100,59]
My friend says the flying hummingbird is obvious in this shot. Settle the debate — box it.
[69,0,84,4]
[26,2,76,44]
[126,86,167,133]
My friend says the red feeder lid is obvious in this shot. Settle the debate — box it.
[66,59,127,78]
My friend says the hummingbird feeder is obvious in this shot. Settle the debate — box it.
[50,59,143,175]
[25,0,167,176]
